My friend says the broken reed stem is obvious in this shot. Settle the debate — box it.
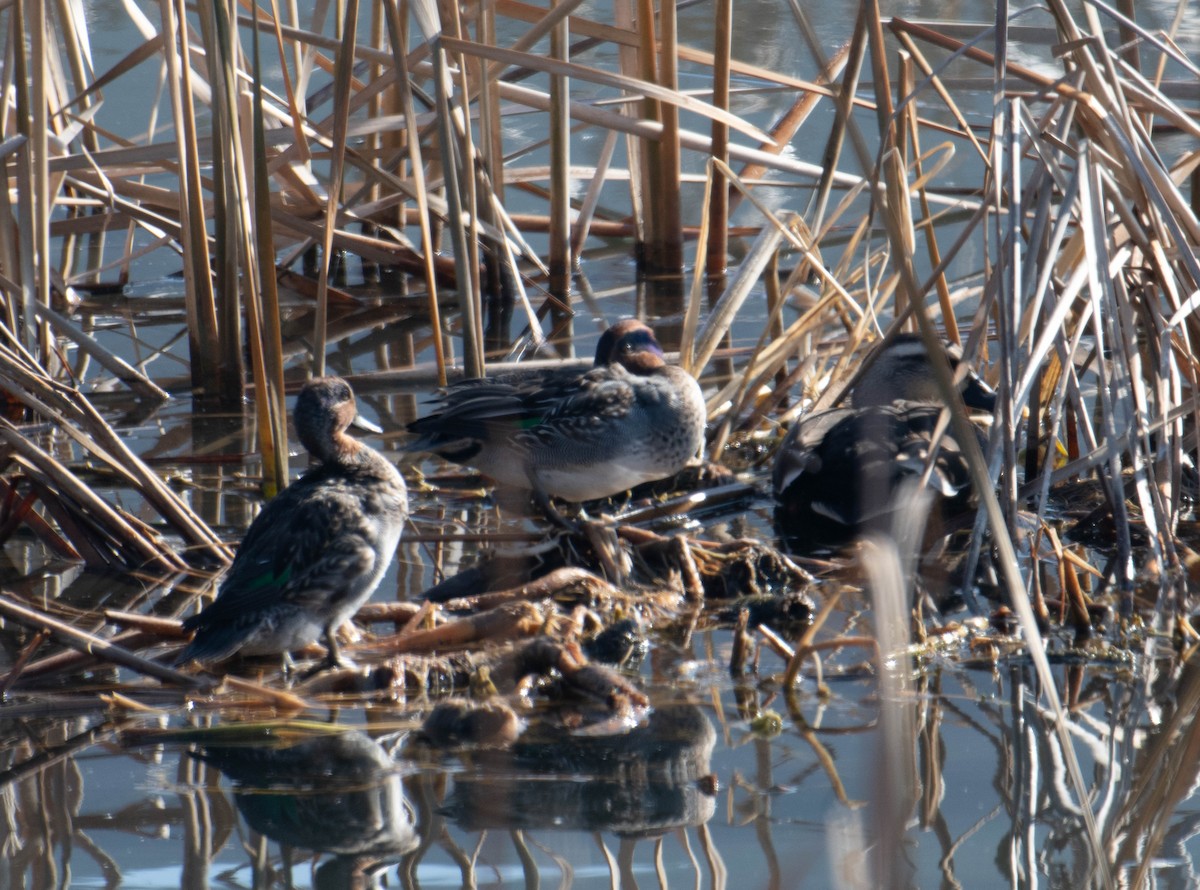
[784,587,843,689]
[0,595,213,690]
[0,421,187,571]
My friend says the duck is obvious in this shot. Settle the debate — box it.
[176,377,408,670]
[405,319,706,517]
[194,731,418,862]
[772,334,996,548]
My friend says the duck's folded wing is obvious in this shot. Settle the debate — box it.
[512,370,638,450]
[183,490,374,628]
[406,371,582,447]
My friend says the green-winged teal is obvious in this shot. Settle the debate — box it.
[406,319,706,512]
[773,334,995,547]
[177,377,408,669]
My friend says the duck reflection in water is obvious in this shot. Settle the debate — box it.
[437,703,717,838]
[193,731,416,889]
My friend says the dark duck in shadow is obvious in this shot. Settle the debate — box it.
[176,377,408,672]
[773,334,996,551]
[405,319,706,527]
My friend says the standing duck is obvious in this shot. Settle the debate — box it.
[406,320,706,516]
[177,377,408,669]
[772,335,995,548]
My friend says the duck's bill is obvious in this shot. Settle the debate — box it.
[351,414,384,434]
[960,375,997,412]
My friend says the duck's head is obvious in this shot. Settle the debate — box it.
[852,334,996,411]
[594,319,666,373]
[294,376,363,462]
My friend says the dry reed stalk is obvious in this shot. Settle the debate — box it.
[570,129,620,264]
[490,76,907,194]
[311,0,359,380]
[631,0,667,272]
[468,7,513,353]
[993,97,1021,528]
[687,208,790,378]
[0,595,211,689]
[28,0,51,360]
[864,3,918,333]
[806,4,869,232]
[0,339,227,564]
[445,38,773,145]
[163,0,223,403]
[474,2,502,220]
[0,143,21,336]
[706,0,731,278]
[680,160,717,371]
[417,0,483,377]
[246,19,290,498]
[891,29,988,164]
[654,0,683,276]
[728,40,850,218]
[6,30,34,349]
[547,0,571,302]
[365,1,386,269]
[382,0,446,385]
[612,0,645,247]
[898,53,958,345]
[208,4,254,411]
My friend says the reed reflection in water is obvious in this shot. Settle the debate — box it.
[1,643,1196,887]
